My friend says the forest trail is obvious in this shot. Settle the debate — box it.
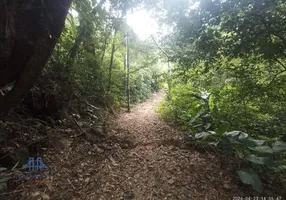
[10,91,250,200]
[91,91,249,199]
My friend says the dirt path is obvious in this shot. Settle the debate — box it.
[91,91,249,199]
[9,91,252,200]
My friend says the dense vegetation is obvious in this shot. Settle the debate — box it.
[49,0,163,112]
[0,0,162,117]
[158,0,286,192]
[0,0,285,195]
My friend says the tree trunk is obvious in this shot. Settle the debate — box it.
[107,30,118,92]
[124,34,127,99]
[0,0,72,119]
[68,30,84,65]
[126,33,130,112]
[167,59,172,97]
[100,32,110,65]
[68,0,106,71]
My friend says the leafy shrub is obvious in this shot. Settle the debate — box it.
[194,126,286,192]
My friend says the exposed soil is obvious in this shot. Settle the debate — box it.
[3,91,265,200]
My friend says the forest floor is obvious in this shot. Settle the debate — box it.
[5,91,258,200]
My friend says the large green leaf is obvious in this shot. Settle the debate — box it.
[249,146,273,154]
[246,155,274,167]
[0,176,9,183]
[224,131,249,144]
[276,165,286,172]
[272,141,286,153]
[215,122,230,135]
[238,132,248,140]
[0,168,7,172]
[227,137,240,144]
[0,175,10,192]
[189,112,201,124]
[246,138,265,146]
[195,132,212,139]
[224,131,240,137]
[237,169,262,193]
[0,182,7,192]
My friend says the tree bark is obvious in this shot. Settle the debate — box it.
[107,29,118,92]
[126,32,130,112]
[0,0,72,119]
[68,0,106,71]
[100,32,111,65]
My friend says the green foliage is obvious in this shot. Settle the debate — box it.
[237,169,262,193]
[157,0,286,192]
[38,0,286,193]
[158,83,208,130]
[192,127,286,192]
[0,168,9,193]
[159,80,286,191]
[47,0,163,110]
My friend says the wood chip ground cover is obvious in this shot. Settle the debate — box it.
[3,92,267,200]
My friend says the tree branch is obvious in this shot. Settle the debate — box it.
[151,35,170,59]
[274,58,286,71]
[130,58,158,74]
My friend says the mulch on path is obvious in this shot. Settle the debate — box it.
[4,91,262,200]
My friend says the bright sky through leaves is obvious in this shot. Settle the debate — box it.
[126,9,158,40]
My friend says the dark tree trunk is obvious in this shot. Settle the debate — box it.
[69,30,84,61]
[0,0,72,119]
[100,32,110,65]
[126,32,130,112]
[107,29,118,93]
[67,0,106,71]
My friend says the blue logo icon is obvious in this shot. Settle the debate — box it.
[23,157,48,171]
[21,157,51,182]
